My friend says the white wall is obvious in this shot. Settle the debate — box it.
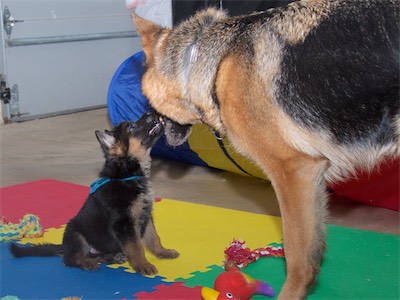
[0,0,6,124]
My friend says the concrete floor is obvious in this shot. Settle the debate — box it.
[0,108,398,235]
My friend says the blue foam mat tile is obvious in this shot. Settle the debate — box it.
[0,243,166,300]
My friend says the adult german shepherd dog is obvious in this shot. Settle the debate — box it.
[132,0,399,298]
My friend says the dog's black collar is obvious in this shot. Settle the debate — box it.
[90,175,142,194]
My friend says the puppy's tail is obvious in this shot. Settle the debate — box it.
[9,242,63,257]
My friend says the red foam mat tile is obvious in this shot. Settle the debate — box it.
[0,179,88,229]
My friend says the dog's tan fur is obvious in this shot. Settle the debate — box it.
[132,1,399,298]
[214,52,330,296]
[269,0,340,44]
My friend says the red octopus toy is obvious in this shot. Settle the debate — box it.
[201,261,275,300]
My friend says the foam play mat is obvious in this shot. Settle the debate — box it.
[1,180,399,299]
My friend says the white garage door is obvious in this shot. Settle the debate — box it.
[0,0,142,122]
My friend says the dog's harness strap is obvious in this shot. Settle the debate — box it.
[214,132,256,178]
[90,175,142,194]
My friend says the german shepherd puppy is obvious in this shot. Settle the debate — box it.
[10,111,179,275]
[132,1,399,298]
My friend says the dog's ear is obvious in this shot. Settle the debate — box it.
[164,118,192,147]
[95,130,115,150]
[131,13,163,60]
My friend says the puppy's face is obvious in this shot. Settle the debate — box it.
[95,111,164,160]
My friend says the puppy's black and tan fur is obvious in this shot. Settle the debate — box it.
[10,111,179,275]
[132,1,399,298]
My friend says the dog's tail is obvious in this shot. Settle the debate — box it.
[9,242,63,257]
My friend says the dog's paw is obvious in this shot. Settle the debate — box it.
[157,249,180,259]
[134,262,158,275]
[113,252,127,264]
[100,252,127,264]
[82,258,100,271]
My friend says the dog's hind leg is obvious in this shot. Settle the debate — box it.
[143,217,180,259]
[62,224,99,270]
[265,155,328,299]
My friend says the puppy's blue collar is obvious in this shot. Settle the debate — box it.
[90,175,142,194]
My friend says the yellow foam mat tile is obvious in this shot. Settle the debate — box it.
[112,199,283,281]
[19,199,283,283]
[20,225,64,245]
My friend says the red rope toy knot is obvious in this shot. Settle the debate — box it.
[224,239,284,268]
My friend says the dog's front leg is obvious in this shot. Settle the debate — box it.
[122,232,158,275]
[143,217,180,259]
[267,156,328,299]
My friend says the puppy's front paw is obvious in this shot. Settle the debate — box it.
[134,262,158,275]
[157,249,180,259]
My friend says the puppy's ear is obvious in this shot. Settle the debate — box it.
[95,130,115,150]
[131,13,163,60]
